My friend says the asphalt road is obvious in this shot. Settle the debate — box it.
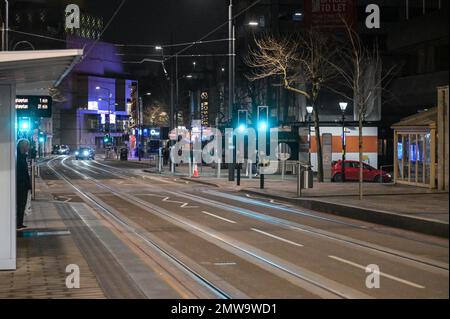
[41,156,449,299]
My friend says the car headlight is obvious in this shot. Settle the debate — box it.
[75,152,79,156]
[83,151,89,156]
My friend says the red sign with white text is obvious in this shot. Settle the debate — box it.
[304,0,357,28]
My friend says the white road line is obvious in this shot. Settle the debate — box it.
[251,228,304,247]
[328,255,425,289]
[181,203,199,208]
[201,211,237,224]
[214,262,237,266]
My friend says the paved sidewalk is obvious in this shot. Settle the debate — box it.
[0,181,106,299]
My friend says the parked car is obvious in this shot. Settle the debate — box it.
[331,160,392,183]
[75,147,95,160]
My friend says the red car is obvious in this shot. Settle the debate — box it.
[332,160,392,183]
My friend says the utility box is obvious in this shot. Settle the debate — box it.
[120,148,128,161]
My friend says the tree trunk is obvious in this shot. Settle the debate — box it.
[313,105,324,182]
[359,109,364,200]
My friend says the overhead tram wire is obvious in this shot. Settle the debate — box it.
[115,38,231,49]
[8,0,128,59]
[115,0,263,62]
[9,0,262,60]
[8,29,73,44]
[166,0,264,60]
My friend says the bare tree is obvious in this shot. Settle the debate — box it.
[327,21,396,199]
[246,32,337,182]
[144,102,169,127]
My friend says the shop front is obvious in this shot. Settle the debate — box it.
[392,87,449,190]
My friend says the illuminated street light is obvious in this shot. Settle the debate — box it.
[248,21,259,26]
[340,102,348,112]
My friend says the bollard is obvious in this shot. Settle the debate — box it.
[31,160,36,200]
[237,164,241,186]
[158,148,163,173]
[296,163,303,198]
[217,161,221,179]
[281,160,286,181]
[248,161,253,180]
[188,159,192,178]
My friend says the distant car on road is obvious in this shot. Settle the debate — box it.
[75,147,95,160]
[332,160,392,183]
[52,145,70,155]
[58,145,70,155]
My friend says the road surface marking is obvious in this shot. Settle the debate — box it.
[201,211,236,224]
[246,193,291,207]
[328,255,425,289]
[214,262,237,266]
[162,197,184,204]
[181,203,199,208]
[251,228,304,247]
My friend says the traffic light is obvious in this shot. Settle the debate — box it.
[104,135,111,144]
[237,110,248,133]
[257,106,269,132]
[18,117,31,132]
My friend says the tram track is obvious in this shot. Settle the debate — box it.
[46,157,233,300]
[56,157,361,299]
[42,157,449,299]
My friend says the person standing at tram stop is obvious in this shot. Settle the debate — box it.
[16,139,31,231]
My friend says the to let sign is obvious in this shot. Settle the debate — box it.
[15,96,52,118]
[304,0,356,28]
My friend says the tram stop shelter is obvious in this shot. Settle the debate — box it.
[0,49,83,270]
[392,86,449,190]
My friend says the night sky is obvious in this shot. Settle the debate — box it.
[88,0,228,46]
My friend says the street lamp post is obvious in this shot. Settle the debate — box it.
[306,106,314,167]
[138,96,144,161]
[2,0,9,51]
[340,102,348,182]
[228,0,236,182]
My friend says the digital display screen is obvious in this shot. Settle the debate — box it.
[15,96,52,118]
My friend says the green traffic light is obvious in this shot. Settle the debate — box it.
[259,122,268,131]
[18,118,30,132]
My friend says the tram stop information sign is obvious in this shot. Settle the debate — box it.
[15,96,52,118]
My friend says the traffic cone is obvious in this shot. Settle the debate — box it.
[193,162,199,178]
